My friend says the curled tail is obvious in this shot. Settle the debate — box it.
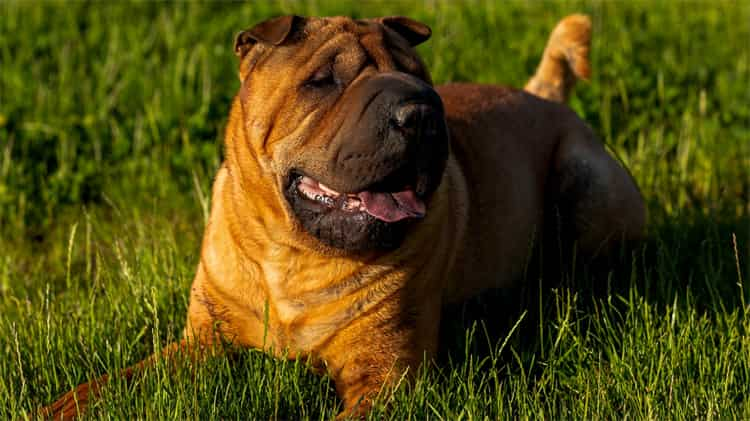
[525,14,592,103]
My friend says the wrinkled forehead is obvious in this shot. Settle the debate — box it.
[303,16,387,43]
[258,16,428,79]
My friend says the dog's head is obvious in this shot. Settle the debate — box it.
[229,15,449,252]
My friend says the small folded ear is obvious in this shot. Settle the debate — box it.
[376,16,432,47]
[234,15,304,58]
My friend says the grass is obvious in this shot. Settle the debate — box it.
[1,0,749,419]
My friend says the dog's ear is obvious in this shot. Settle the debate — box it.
[376,16,431,47]
[234,15,304,58]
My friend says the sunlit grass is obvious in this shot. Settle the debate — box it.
[1,1,748,419]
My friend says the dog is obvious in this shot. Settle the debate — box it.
[42,14,644,419]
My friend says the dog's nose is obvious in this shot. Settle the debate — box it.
[391,103,437,136]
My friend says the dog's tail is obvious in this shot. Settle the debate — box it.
[524,14,592,103]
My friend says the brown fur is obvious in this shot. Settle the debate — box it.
[40,14,644,419]
[525,14,592,103]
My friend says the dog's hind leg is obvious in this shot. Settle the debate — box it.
[36,333,218,420]
[545,116,646,263]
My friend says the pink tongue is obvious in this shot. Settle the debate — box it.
[358,190,426,222]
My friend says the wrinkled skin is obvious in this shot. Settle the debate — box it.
[232,17,449,252]
[41,14,645,419]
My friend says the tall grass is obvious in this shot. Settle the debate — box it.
[1,1,748,419]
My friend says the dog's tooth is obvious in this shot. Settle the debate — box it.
[342,197,362,211]
[311,194,335,207]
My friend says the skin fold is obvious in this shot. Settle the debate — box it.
[41,14,645,419]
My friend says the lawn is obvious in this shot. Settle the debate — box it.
[1,0,749,419]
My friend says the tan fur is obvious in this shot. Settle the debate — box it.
[41,14,644,419]
[525,14,592,103]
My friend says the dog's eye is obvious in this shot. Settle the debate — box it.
[304,65,336,88]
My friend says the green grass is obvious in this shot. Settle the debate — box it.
[1,0,749,419]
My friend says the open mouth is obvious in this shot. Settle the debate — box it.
[289,172,426,223]
[283,168,435,251]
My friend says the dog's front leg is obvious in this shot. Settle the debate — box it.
[319,290,442,419]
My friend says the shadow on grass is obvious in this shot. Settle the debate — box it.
[438,211,749,372]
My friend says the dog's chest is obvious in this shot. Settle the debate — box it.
[261,259,403,352]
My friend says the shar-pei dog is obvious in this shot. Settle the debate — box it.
[43,13,644,419]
